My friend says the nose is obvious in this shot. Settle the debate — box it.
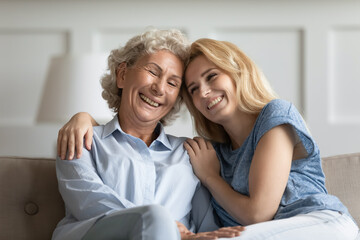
[151,79,165,96]
[200,85,211,98]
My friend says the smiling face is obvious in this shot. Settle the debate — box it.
[117,50,183,127]
[185,55,239,125]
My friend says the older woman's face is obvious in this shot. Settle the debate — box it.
[117,50,183,126]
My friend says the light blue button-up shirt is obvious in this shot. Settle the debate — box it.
[52,116,200,239]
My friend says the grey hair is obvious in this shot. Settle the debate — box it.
[101,28,190,125]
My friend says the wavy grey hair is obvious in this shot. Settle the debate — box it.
[101,28,190,126]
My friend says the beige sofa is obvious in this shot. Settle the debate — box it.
[0,153,359,240]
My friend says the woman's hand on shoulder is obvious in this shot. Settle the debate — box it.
[57,112,98,160]
[184,137,221,186]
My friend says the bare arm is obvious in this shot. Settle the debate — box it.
[185,124,296,225]
[57,112,99,160]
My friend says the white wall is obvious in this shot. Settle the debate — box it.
[0,0,359,157]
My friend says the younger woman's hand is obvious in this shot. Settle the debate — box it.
[184,137,221,186]
[57,112,97,160]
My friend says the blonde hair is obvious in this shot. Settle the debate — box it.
[182,38,278,142]
[101,28,190,125]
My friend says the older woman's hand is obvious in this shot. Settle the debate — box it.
[181,225,245,240]
[57,112,98,160]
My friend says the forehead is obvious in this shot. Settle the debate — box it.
[136,50,184,71]
[185,55,215,82]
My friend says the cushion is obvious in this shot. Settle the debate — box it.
[0,157,65,240]
[322,152,360,226]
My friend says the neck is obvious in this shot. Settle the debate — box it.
[117,114,158,147]
[221,111,258,150]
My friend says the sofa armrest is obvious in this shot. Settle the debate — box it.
[322,152,360,226]
[0,156,65,240]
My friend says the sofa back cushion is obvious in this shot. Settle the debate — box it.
[0,153,359,239]
[322,152,360,226]
[0,157,65,240]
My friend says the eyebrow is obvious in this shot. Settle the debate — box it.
[186,67,217,89]
[201,68,216,77]
[147,62,182,80]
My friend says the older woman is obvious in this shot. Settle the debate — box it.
[53,29,244,240]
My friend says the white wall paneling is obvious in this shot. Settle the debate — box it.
[92,28,145,53]
[92,27,188,54]
[0,1,359,157]
[212,28,304,112]
[0,30,68,125]
[329,28,360,124]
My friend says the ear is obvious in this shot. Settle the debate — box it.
[116,62,127,88]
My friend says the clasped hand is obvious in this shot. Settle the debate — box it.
[184,137,221,186]
[177,221,245,240]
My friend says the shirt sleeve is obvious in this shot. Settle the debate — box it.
[253,99,316,157]
[56,148,136,221]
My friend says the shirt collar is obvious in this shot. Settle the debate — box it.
[102,115,172,151]
[152,123,172,151]
[102,115,121,139]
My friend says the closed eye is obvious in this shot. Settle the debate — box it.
[189,86,198,95]
[144,63,161,77]
[148,69,159,77]
[207,72,217,81]
[168,80,179,87]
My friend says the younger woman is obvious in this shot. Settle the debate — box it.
[182,38,359,239]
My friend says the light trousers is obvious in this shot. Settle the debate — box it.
[82,204,180,240]
[235,210,359,240]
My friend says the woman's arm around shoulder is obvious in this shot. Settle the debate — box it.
[57,112,99,160]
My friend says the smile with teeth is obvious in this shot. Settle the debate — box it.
[207,96,223,110]
[140,94,160,107]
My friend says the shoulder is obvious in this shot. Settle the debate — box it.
[166,134,187,148]
[261,99,292,118]
[254,99,302,142]
[93,117,120,141]
[254,99,318,157]
[93,125,105,138]
[257,99,305,127]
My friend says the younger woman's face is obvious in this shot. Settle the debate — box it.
[185,55,239,125]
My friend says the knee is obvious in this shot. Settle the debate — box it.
[140,204,179,239]
[142,204,173,224]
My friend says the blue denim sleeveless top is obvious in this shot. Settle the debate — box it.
[212,99,350,226]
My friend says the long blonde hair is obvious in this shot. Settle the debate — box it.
[182,38,278,142]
